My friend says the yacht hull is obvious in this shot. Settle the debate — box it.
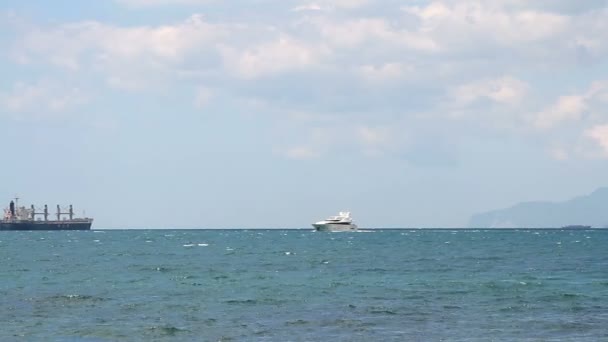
[312,223,358,232]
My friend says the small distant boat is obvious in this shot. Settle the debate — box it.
[312,211,358,232]
[561,225,592,229]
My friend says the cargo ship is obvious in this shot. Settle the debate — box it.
[0,198,93,231]
[561,225,592,229]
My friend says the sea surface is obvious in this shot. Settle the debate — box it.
[0,229,607,341]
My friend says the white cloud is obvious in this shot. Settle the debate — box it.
[309,17,439,52]
[535,95,587,129]
[12,3,607,96]
[282,146,321,159]
[119,0,369,10]
[273,124,336,160]
[450,76,529,106]
[14,14,332,84]
[585,124,608,157]
[292,3,324,12]
[326,0,369,9]
[293,0,370,11]
[0,80,88,119]
[221,36,330,79]
[273,119,406,160]
[403,2,570,47]
[534,81,607,129]
[106,75,149,91]
[6,1,608,163]
[96,14,221,61]
[15,14,225,86]
[114,0,213,7]
[356,125,398,157]
[357,62,412,83]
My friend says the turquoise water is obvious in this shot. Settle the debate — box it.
[1,229,607,341]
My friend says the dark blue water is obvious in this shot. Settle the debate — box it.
[1,229,607,341]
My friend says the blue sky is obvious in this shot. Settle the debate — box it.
[1,0,608,228]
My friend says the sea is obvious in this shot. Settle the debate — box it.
[0,229,607,341]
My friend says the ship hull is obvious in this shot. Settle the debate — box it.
[0,221,92,231]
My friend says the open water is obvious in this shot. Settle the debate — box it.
[0,229,607,341]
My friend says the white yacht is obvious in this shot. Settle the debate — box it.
[312,211,358,232]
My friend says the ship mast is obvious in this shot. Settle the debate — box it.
[30,204,49,221]
[56,204,75,221]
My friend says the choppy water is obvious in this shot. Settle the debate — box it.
[0,229,607,341]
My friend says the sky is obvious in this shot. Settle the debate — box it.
[1,0,607,228]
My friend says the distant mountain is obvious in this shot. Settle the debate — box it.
[469,188,608,228]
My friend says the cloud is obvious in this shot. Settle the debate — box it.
[535,95,587,129]
[272,117,407,160]
[114,0,213,7]
[356,125,399,157]
[308,17,439,52]
[14,14,225,86]
[585,124,608,157]
[11,3,607,94]
[6,1,608,163]
[325,0,370,9]
[403,2,570,47]
[442,75,531,128]
[534,81,607,129]
[0,80,88,119]
[293,0,370,11]
[13,14,331,85]
[116,0,370,10]
[282,146,321,160]
[450,76,529,107]
[357,63,413,83]
[292,4,324,12]
[220,36,330,79]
